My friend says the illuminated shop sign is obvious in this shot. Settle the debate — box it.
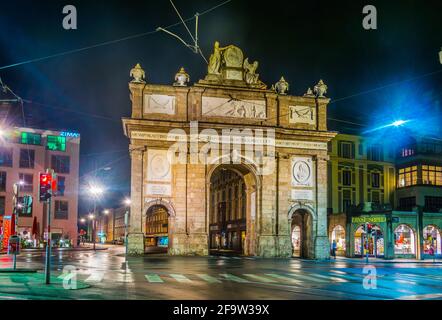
[351,216,386,224]
[60,131,80,138]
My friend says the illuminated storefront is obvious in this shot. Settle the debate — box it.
[331,225,346,256]
[394,224,416,255]
[354,224,384,257]
[423,225,441,255]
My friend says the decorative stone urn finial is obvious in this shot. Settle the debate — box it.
[130,63,146,83]
[173,67,190,86]
[313,79,328,98]
[275,76,289,95]
[303,87,314,97]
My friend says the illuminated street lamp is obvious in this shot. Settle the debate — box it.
[80,218,86,223]
[103,209,110,215]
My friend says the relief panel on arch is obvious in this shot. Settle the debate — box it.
[291,157,314,187]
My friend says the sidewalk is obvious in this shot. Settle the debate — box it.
[333,256,442,264]
[0,244,110,254]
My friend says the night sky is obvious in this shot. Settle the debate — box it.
[1,0,441,214]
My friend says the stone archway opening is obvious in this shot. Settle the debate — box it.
[144,204,170,253]
[291,209,313,258]
[208,164,256,256]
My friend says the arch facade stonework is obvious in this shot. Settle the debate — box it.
[123,44,336,258]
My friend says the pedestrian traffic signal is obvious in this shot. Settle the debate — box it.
[39,172,52,201]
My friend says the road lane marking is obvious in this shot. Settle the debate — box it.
[170,274,192,283]
[197,274,222,283]
[265,273,303,284]
[220,273,250,283]
[243,274,277,283]
[145,274,164,283]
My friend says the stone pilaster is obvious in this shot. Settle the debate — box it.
[128,146,145,255]
[315,156,330,260]
[277,155,292,257]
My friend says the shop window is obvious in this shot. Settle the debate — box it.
[0,147,13,167]
[397,166,417,188]
[354,225,384,256]
[394,224,416,255]
[423,225,441,255]
[47,135,66,152]
[422,165,442,186]
[21,132,41,145]
[19,149,35,168]
[331,225,346,254]
[424,196,442,213]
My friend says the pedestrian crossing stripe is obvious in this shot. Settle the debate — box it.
[313,273,348,283]
[85,272,105,282]
[196,274,222,283]
[145,274,164,283]
[243,274,277,283]
[265,273,303,284]
[287,273,327,283]
[170,274,192,283]
[220,273,250,283]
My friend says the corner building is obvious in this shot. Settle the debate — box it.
[122,44,336,258]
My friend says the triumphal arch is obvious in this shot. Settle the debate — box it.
[122,42,336,259]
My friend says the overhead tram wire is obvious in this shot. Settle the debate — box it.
[0,0,232,71]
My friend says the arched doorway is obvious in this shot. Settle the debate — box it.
[423,225,442,255]
[291,209,313,258]
[394,224,416,256]
[145,205,170,252]
[331,225,346,256]
[208,164,256,255]
[354,224,384,257]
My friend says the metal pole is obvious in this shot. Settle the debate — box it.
[13,183,19,271]
[93,200,96,251]
[125,210,128,258]
[365,223,369,263]
[45,197,52,284]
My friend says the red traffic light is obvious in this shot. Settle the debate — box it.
[39,173,53,202]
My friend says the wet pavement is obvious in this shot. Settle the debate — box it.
[1,246,442,300]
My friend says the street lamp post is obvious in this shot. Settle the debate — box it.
[88,185,104,251]
[88,213,95,250]
[124,198,131,258]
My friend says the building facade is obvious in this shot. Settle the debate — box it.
[123,43,336,258]
[0,127,80,248]
[96,206,130,243]
[328,133,442,259]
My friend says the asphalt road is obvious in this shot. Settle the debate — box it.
[1,246,442,300]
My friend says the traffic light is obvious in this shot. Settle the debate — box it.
[39,172,52,202]
[366,223,372,233]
